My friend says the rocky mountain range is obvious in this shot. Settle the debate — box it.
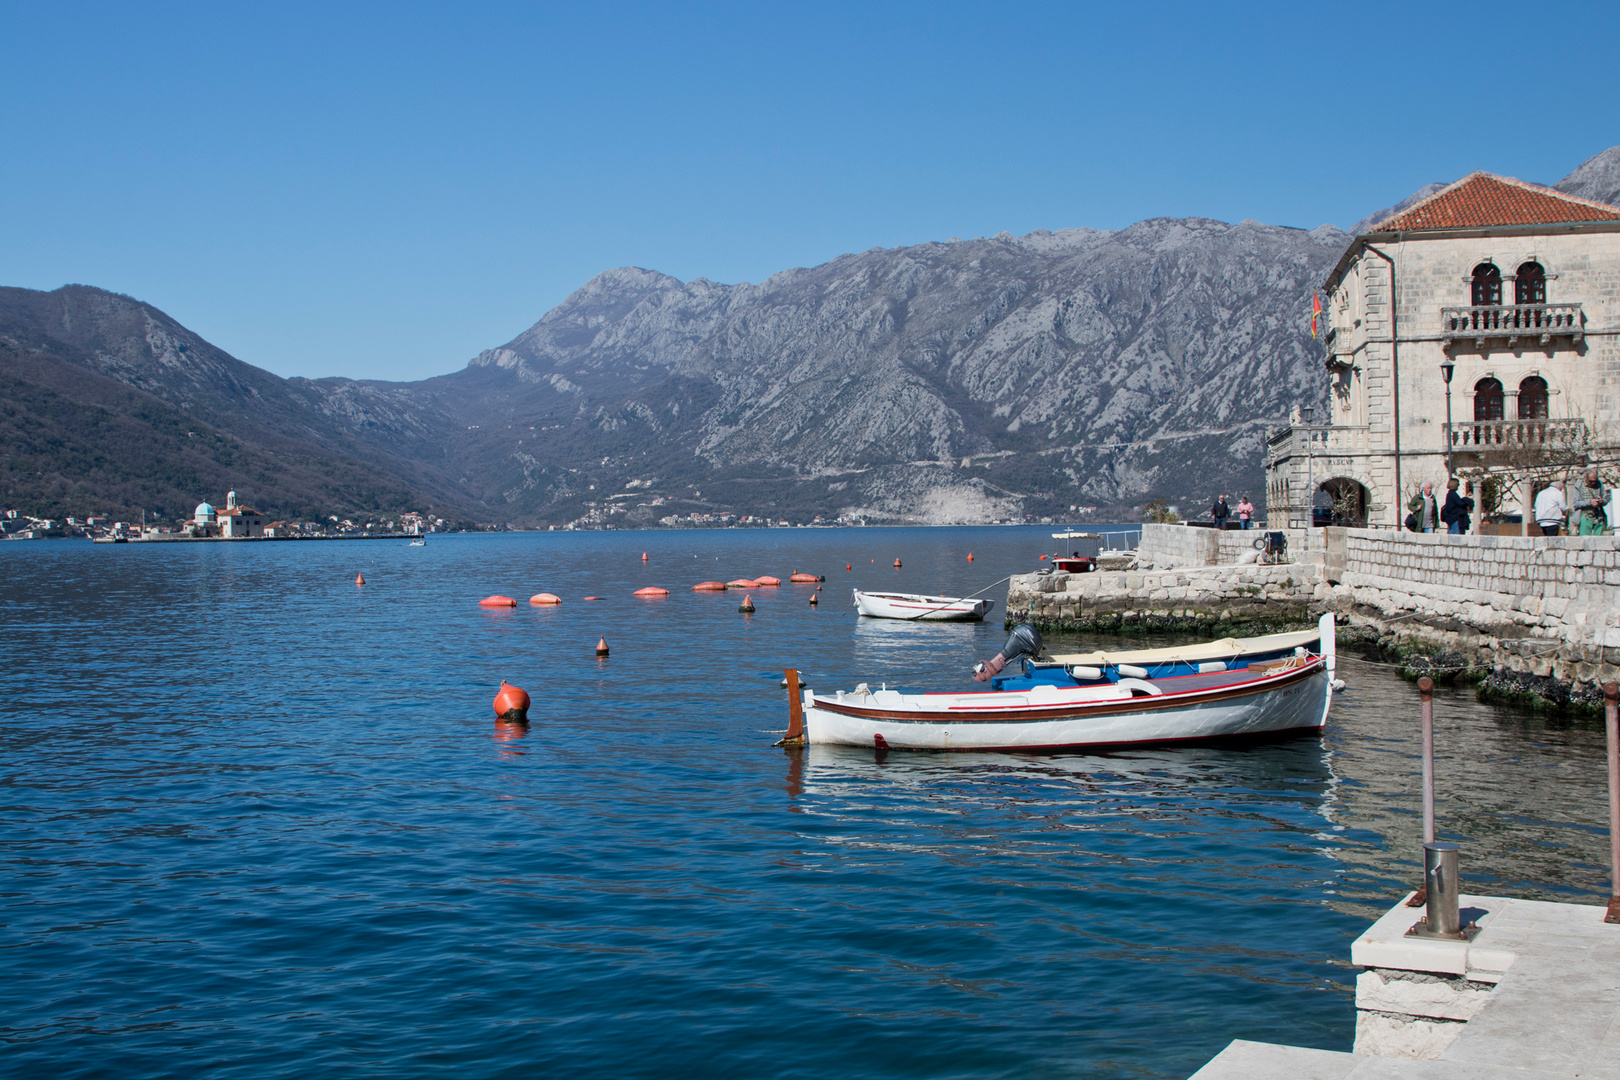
[7,147,1620,526]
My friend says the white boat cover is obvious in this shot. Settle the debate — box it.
[1046,627,1319,667]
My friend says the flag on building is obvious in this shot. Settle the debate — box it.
[1311,292,1322,338]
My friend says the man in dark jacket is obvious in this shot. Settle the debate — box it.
[1440,477,1474,535]
[1211,495,1230,529]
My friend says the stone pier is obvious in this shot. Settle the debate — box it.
[1190,893,1620,1078]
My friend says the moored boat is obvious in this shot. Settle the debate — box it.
[852,588,994,621]
[785,614,1336,752]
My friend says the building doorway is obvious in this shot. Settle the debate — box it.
[1316,478,1369,527]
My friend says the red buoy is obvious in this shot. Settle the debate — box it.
[845,563,852,570]
[479,595,518,607]
[596,636,610,657]
[583,596,601,601]
[738,594,755,613]
[355,573,366,585]
[893,558,902,568]
[692,581,726,591]
[641,552,649,561]
[967,553,974,562]
[755,576,781,587]
[493,680,530,721]
[809,593,818,606]
[1039,554,1048,560]
[530,593,562,605]
[633,587,670,597]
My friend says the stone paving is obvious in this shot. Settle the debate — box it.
[1189,895,1620,1079]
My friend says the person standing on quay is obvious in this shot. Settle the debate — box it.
[1441,477,1474,535]
[1534,481,1568,537]
[1409,482,1439,533]
[1210,494,1230,529]
[1236,495,1255,529]
[1574,467,1610,535]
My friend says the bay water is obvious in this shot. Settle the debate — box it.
[2,528,1613,1078]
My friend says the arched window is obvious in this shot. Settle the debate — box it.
[1515,261,1546,305]
[1474,377,1504,421]
[1471,263,1502,307]
[1518,376,1549,419]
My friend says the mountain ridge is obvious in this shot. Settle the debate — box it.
[8,149,1619,526]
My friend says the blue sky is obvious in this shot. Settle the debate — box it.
[3,1,1617,382]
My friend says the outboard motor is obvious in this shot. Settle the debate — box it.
[972,623,1045,682]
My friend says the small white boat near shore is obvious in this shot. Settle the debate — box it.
[786,614,1336,752]
[851,589,993,622]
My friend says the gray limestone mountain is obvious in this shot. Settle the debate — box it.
[1554,146,1620,207]
[10,148,1620,526]
[382,219,1351,525]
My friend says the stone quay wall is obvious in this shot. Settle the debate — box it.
[1005,561,1326,635]
[1007,522,1620,702]
[1337,530,1620,690]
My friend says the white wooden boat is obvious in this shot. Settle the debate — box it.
[788,614,1335,751]
[852,588,993,622]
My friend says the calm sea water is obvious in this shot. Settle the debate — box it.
[2,528,1613,1079]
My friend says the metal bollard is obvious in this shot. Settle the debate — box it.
[1424,842,1461,936]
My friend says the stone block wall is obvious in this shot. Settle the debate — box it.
[1337,530,1620,689]
[1137,522,1307,568]
[1006,561,1324,634]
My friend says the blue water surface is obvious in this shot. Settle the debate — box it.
[2,528,1611,1078]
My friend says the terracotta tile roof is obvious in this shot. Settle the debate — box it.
[218,506,261,516]
[1370,172,1620,233]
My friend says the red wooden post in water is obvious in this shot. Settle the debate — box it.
[777,668,806,748]
[1605,682,1620,924]
[1407,677,1437,907]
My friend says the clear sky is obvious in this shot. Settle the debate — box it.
[3,1,1617,382]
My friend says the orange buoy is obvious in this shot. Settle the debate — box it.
[845,563,852,570]
[633,587,670,597]
[755,575,781,587]
[1039,554,1048,560]
[738,594,755,613]
[967,552,974,562]
[493,680,530,721]
[725,578,757,589]
[641,552,649,561]
[893,558,902,568]
[692,581,726,591]
[809,593,818,606]
[530,593,562,605]
[355,573,366,585]
[595,636,610,657]
[789,572,822,583]
[479,595,518,607]
[582,595,601,601]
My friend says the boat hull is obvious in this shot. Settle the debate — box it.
[852,589,992,621]
[803,661,1330,751]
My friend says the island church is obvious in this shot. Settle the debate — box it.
[1266,172,1620,530]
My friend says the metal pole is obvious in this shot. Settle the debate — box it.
[1420,676,1435,844]
[1405,676,1437,908]
[1605,682,1619,924]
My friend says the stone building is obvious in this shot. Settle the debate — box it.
[217,490,264,538]
[1267,172,1620,529]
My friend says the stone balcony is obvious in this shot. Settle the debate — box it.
[1445,417,1588,456]
[1440,303,1583,346]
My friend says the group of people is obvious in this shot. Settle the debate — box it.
[1208,494,1256,529]
[1405,468,1611,537]
[1531,468,1612,536]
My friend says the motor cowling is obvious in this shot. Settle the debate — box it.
[972,623,1044,681]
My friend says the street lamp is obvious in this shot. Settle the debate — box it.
[1440,357,1455,475]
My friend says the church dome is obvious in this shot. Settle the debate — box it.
[194,502,217,522]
